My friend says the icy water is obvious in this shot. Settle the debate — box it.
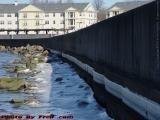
[0,52,113,120]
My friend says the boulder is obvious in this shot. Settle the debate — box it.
[0,45,6,51]
[42,50,49,56]
[13,65,27,73]
[10,99,25,104]
[10,98,39,107]
[36,45,44,51]
[0,78,32,91]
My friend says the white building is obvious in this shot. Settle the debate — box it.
[0,2,97,35]
[106,0,153,19]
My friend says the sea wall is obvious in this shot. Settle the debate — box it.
[0,1,159,119]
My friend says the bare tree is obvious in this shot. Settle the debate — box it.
[97,9,106,21]
[93,0,104,10]
[66,0,74,3]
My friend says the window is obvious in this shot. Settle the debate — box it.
[60,20,64,24]
[69,19,75,25]
[107,13,110,18]
[53,20,55,24]
[53,13,55,17]
[23,22,27,26]
[8,21,12,25]
[23,13,27,18]
[45,20,49,24]
[35,13,39,18]
[36,21,40,26]
[113,11,119,15]
[60,13,64,17]
[0,21,4,25]
[7,14,11,17]
[0,14,4,17]
[69,12,74,18]
[90,13,92,17]
[45,13,49,17]
[15,13,18,17]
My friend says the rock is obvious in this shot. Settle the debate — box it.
[13,65,27,73]
[38,58,45,63]
[55,77,63,82]
[0,78,32,91]
[12,59,21,64]
[33,57,39,61]
[10,98,40,107]
[35,45,44,51]
[17,69,31,74]
[24,53,32,58]
[78,85,84,88]
[42,50,49,56]
[24,98,39,107]
[25,57,32,69]
[77,101,89,108]
[10,99,25,104]
[0,45,6,51]
[6,46,11,51]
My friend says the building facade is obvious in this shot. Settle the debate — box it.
[106,0,153,19]
[0,2,97,35]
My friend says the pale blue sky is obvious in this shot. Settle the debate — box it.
[0,0,127,7]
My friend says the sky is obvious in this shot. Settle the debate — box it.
[0,0,128,7]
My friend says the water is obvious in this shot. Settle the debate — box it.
[0,52,113,120]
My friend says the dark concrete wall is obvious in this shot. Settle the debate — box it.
[48,1,159,85]
[0,0,159,102]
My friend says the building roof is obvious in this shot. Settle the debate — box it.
[34,3,89,12]
[107,0,154,11]
[0,4,28,13]
[0,3,89,13]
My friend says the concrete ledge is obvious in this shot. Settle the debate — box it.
[52,50,160,120]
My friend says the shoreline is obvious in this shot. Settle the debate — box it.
[0,45,50,107]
